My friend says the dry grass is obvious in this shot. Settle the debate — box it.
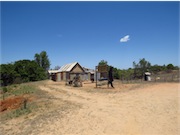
[1,80,179,135]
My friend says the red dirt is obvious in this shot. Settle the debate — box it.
[0,96,32,112]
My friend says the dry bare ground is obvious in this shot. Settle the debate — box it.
[0,80,179,135]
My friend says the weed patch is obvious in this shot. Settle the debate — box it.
[0,82,50,120]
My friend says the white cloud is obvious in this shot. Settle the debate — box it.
[120,35,130,42]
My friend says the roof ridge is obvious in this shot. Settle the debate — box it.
[58,62,78,72]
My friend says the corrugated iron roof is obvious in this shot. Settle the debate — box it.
[83,67,95,74]
[58,62,78,72]
[48,70,59,74]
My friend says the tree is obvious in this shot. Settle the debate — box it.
[0,60,48,86]
[40,51,50,71]
[113,67,120,79]
[0,63,17,86]
[34,51,50,71]
[139,58,151,73]
[150,64,167,74]
[150,65,161,74]
[34,53,41,67]
[133,61,138,79]
[98,60,108,66]
[14,60,47,82]
[167,64,174,70]
[133,58,151,79]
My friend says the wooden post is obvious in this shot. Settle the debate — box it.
[95,66,97,88]
[23,99,27,109]
[172,74,174,81]
[3,93,5,100]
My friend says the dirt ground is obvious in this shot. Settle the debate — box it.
[0,80,179,135]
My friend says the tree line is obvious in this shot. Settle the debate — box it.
[1,53,178,86]
[98,58,179,80]
[0,51,50,86]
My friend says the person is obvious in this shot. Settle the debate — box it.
[108,66,114,88]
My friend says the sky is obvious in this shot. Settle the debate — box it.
[1,1,179,69]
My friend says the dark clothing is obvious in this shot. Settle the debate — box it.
[108,70,114,82]
[108,67,114,88]
[108,80,114,88]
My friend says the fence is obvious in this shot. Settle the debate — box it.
[121,73,179,83]
[151,73,179,82]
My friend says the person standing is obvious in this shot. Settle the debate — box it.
[108,66,114,88]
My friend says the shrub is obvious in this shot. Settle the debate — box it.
[2,87,8,93]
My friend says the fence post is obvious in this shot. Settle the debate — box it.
[23,99,27,109]
[3,93,5,100]
[95,66,97,88]
[172,74,174,81]
[122,77,123,83]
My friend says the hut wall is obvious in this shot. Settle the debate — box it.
[56,73,61,81]
[71,64,84,73]
[63,72,66,81]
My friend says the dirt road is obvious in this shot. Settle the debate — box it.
[1,81,179,135]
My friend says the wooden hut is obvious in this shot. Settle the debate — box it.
[50,62,85,81]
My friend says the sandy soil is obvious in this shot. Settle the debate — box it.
[1,81,179,135]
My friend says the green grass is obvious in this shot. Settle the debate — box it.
[0,84,38,100]
[1,107,31,121]
[0,81,51,121]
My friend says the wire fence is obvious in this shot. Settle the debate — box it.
[151,74,179,82]
[121,73,179,83]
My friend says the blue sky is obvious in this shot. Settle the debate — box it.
[1,1,179,69]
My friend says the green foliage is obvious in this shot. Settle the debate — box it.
[96,58,179,81]
[0,59,48,86]
[2,105,32,121]
[174,66,179,70]
[118,68,134,80]
[0,84,37,100]
[150,64,166,74]
[34,53,41,67]
[133,58,151,79]
[98,60,108,66]
[113,67,120,79]
[11,85,36,96]
[167,64,174,70]
[34,51,50,71]
[0,81,51,121]
[0,63,17,86]
[150,64,178,74]
[2,87,8,93]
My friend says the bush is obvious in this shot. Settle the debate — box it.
[0,60,48,86]
[2,87,8,93]
[13,77,23,84]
